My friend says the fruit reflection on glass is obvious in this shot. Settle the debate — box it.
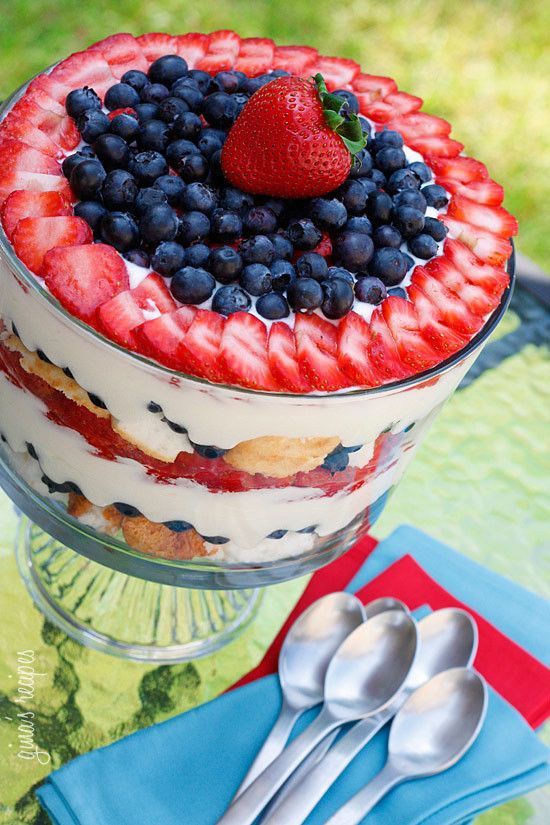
[0,31,516,659]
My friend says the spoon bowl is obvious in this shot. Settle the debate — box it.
[407,608,478,691]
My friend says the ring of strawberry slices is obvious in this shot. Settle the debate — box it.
[0,30,517,395]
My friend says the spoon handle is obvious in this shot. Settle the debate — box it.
[325,762,402,825]
[235,696,300,796]
[218,709,337,825]
[261,714,386,824]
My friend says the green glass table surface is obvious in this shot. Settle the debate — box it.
[0,277,548,825]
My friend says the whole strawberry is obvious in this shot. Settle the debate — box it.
[221,74,366,198]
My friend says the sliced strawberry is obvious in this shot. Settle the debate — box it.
[175,33,210,67]
[13,215,91,273]
[235,38,275,76]
[382,92,423,116]
[25,87,67,118]
[219,312,278,390]
[447,194,518,238]
[441,216,512,266]
[352,73,397,101]
[385,112,451,140]
[407,282,468,355]
[408,135,464,158]
[1,111,63,157]
[134,306,197,369]
[272,46,318,75]
[136,33,178,62]
[427,155,488,184]
[382,296,441,372]
[424,257,499,316]
[435,177,504,207]
[10,98,79,151]
[0,171,71,206]
[132,272,176,313]
[90,33,148,78]
[337,312,380,386]
[311,231,333,258]
[444,238,510,295]
[361,92,422,123]
[42,243,129,323]
[1,190,71,240]
[50,50,116,98]
[26,74,72,106]
[313,56,360,89]
[0,138,61,176]
[367,309,411,382]
[182,309,226,383]
[411,266,483,335]
[207,29,241,55]
[98,274,176,348]
[268,322,311,392]
[294,313,349,390]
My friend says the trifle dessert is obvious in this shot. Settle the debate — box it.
[0,31,517,569]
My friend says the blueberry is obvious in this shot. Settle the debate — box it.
[104,82,140,111]
[73,200,106,232]
[375,146,407,175]
[261,198,285,219]
[77,109,110,142]
[388,286,408,298]
[386,168,420,195]
[178,152,209,183]
[147,401,163,413]
[334,231,374,273]
[171,266,215,304]
[327,266,354,284]
[65,86,102,119]
[184,243,211,268]
[337,179,368,215]
[140,83,170,105]
[407,233,439,259]
[369,169,387,188]
[121,69,149,93]
[368,248,408,286]
[134,102,159,123]
[287,277,324,312]
[101,169,138,211]
[240,263,272,296]
[322,278,354,320]
[393,189,427,212]
[269,529,288,539]
[151,241,186,276]
[296,252,329,282]
[172,80,204,112]
[421,184,449,208]
[372,129,404,151]
[270,260,296,292]
[210,208,243,241]
[138,119,170,153]
[202,92,239,128]
[356,177,378,196]
[124,248,150,267]
[244,206,278,235]
[114,502,141,517]
[62,149,95,179]
[153,174,186,206]
[220,187,254,215]
[358,115,371,136]
[181,182,217,214]
[423,217,448,242]
[189,441,226,458]
[170,111,202,141]
[349,148,373,178]
[187,70,212,94]
[165,138,199,168]
[287,219,322,250]
[93,134,130,170]
[156,96,189,124]
[333,89,359,114]
[109,112,140,142]
[344,215,373,236]
[232,92,249,115]
[403,253,415,271]
[269,233,294,261]
[373,224,402,249]
[309,197,348,230]
[322,445,350,474]
[164,520,193,533]
[70,159,106,200]
[354,276,387,304]
[134,186,168,215]
[239,235,275,265]
[196,131,223,159]
[408,161,432,183]
[211,70,243,94]
[163,418,187,433]
[366,191,393,224]
[241,75,273,95]
[139,203,179,244]
[148,54,188,86]
[212,284,251,315]
[100,211,139,252]
[256,292,290,320]
[130,150,168,185]
[178,210,210,245]
[209,247,243,284]
[392,206,425,239]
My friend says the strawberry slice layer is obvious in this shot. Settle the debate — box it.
[175,33,210,67]
[272,46,318,75]
[1,111,63,158]
[220,311,278,390]
[1,190,71,241]
[411,266,483,336]
[444,238,510,295]
[442,216,512,266]
[13,215,91,274]
[447,194,519,238]
[137,32,178,62]
[382,297,441,372]
[337,312,379,386]
[367,309,411,382]
[436,177,504,206]
[98,274,176,348]
[294,313,348,391]
[268,322,311,392]
[181,309,226,382]
[407,282,468,355]
[90,33,148,78]
[135,306,197,370]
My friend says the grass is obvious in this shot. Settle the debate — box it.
[1,0,548,269]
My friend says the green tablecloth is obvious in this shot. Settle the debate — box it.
[0,281,548,825]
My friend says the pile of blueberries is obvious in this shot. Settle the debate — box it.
[63,54,449,321]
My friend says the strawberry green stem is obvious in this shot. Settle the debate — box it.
[314,73,367,156]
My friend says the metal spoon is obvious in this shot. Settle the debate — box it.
[326,667,488,825]
[235,592,365,795]
[262,607,477,824]
[218,610,418,825]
